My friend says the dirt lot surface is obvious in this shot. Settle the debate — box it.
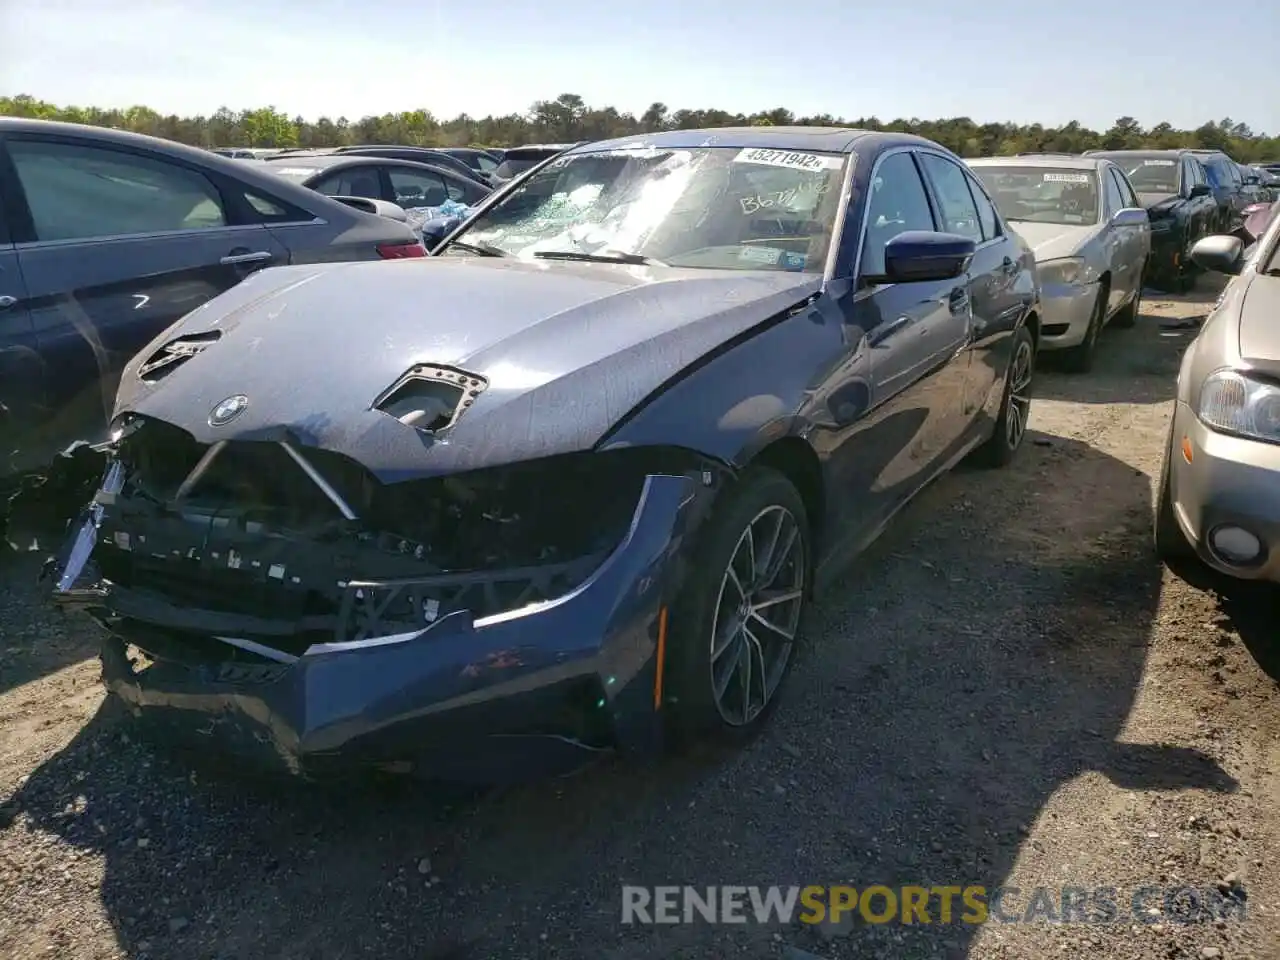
[1,280,1278,960]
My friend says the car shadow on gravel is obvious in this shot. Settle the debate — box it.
[0,552,99,696]
[1,431,1239,960]
[1034,318,1200,406]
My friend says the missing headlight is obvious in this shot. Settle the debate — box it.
[373,364,488,433]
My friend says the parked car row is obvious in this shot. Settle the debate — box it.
[38,123,1044,780]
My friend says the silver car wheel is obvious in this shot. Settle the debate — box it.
[1006,338,1034,450]
[708,504,805,727]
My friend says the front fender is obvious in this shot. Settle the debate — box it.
[597,295,848,468]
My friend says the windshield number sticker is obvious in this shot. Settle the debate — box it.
[733,148,843,172]
[1043,173,1091,183]
[1143,160,1176,166]
[274,167,318,177]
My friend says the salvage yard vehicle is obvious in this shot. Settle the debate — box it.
[968,154,1150,372]
[1155,208,1280,587]
[490,143,582,182]
[48,127,1040,781]
[255,153,490,209]
[330,146,495,189]
[0,118,426,490]
[1185,149,1252,235]
[1086,149,1219,294]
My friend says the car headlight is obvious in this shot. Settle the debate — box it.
[1198,370,1280,443]
[1038,257,1084,286]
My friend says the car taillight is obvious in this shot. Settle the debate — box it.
[377,242,427,259]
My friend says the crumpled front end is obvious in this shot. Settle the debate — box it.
[50,415,721,781]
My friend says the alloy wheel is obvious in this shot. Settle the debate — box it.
[1005,338,1034,450]
[709,505,805,726]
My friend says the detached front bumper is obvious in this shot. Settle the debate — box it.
[54,469,703,782]
[1168,400,1280,584]
[1035,281,1098,350]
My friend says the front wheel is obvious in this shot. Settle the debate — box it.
[1060,288,1105,373]
[974,324,1035,469]
[664,466,809,744]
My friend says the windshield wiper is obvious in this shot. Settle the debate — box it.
[448,240,507,257]
[533,250,666,266]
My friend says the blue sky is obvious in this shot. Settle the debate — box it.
[5,0,1277,133]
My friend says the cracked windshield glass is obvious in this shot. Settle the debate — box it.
[451,147,847,271]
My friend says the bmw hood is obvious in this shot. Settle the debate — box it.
[115,257,820,481]
[1007,221,1096,261]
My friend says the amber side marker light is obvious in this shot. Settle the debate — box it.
[653,607,669,710]
[1181,436,1194,463]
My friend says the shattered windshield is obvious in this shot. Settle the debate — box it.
[1117,157,1181,194]
[970,166,1100,225]
[448,146,848,272]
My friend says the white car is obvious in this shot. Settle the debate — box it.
[968,155,1151,372]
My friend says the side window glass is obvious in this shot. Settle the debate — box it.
[1110,169,1138,208]
[388,167,449,208]
[963,170,1000,240]
[859,152,936,278]
[8,139,227,242]
[1103,169,1125,214]
[244,190,312,223]
[313,170,381,200]
[918,153,982,241]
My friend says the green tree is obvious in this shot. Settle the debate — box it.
[3,93,1277,161]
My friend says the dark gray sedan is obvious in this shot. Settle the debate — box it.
[0,118,426,482]
[1156,214,1280,586]
[258,154,490,209]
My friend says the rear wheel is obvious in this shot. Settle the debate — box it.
[665,467,809,744]
[974,324,1035,469]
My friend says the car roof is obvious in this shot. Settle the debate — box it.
[567,126,938,156]
[968,155,1103,171]
[0,117,380,217]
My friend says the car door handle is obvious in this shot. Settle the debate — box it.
[0,295,16,310]
[948,286,970,315]
[868,315,911,347]
[220,251,274,266]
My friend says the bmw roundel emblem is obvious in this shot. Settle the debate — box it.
[209,394,249,426]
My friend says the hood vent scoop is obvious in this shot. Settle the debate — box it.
[373,364,488,434]
[138,331,222,383]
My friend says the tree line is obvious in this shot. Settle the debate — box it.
[4,93,1278,162]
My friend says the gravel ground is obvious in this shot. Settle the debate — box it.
[1,280,1278,960]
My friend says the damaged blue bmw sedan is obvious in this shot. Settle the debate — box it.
[47,127,1041,782]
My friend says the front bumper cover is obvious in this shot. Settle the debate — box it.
[1168,399,1280,584]
[52,461,706,781]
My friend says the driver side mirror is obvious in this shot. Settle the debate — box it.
[1189,184,1212,198]
[1189,235,1244,276]
[1112,208,1148,228]
[867,231,976,285]
[419,215,462,250]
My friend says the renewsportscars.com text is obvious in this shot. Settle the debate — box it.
[621,885,1247,926]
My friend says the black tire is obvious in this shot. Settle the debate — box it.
[664,466,809,746]
[974,323,1035,469]
[1060,287,1106,374]
[1111,266,1142,329]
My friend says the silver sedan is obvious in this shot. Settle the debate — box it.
[968,155,1151,372]
[1156,217,1280,586]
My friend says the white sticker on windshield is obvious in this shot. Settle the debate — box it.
[1043,173,1091,183]
[739,246,785,264]
[732,148,843,172]
[274,167,318,177]
[1143,159,1176,166]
